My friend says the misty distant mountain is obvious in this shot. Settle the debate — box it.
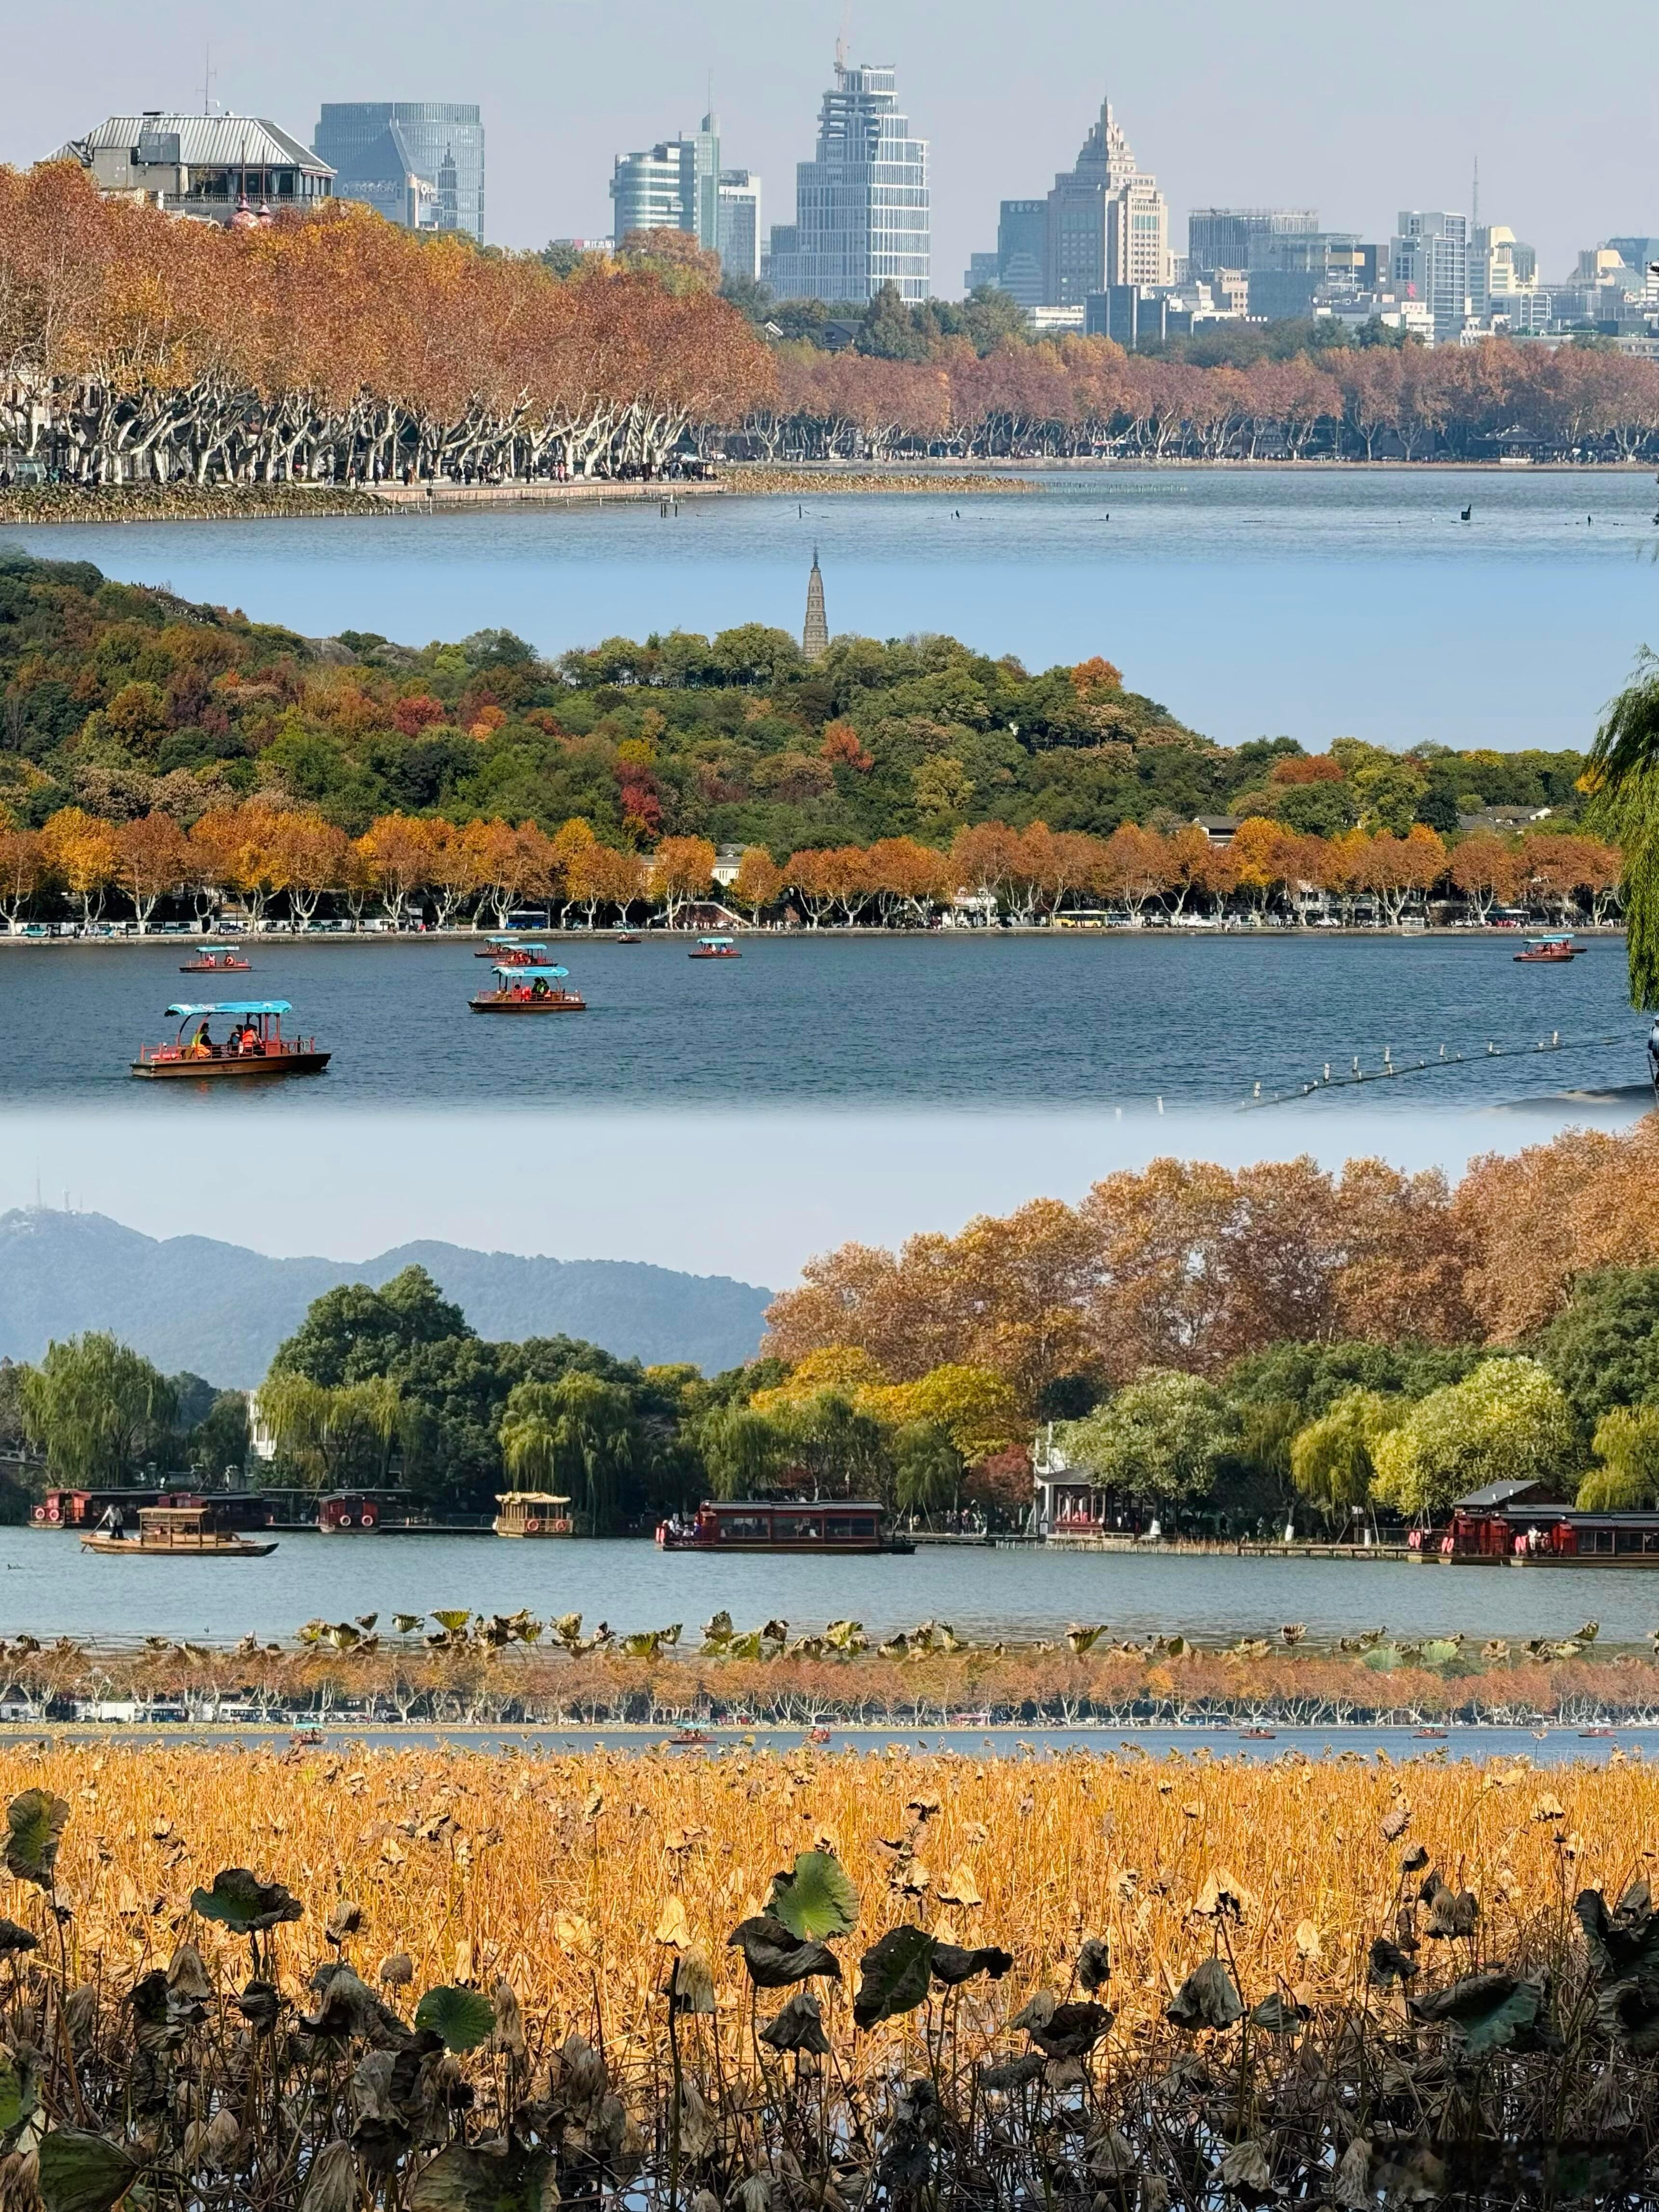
[0,1210,773,1386]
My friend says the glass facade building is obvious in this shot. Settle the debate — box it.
[766,62,929,304]
[611,116,722,255]
[314,103,483,240]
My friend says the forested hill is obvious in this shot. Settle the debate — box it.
[0,552,1587,860]
[0,1210,772,1385]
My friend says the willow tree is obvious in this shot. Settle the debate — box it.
[1585,650,1659,1007]
[20,1334,175,1484]
[499,1374,635,1533]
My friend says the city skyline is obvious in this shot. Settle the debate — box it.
[0,0,1648,285]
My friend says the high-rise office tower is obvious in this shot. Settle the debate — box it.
[717,171,762,282]
[1044,97,1169,307]
[314,103,483,239]
[765,58,929,304]
[611,114,722,255]
[994,200,1048,306]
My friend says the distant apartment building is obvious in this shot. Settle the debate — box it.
[718,170,762,282]
[611,114,722,255]
[314,104,483,240]
[1469,226,1549,332]
[763,59,929,304]
[1187,207,1318,276]
[51,113,333,224]
[1390,211,1471,341]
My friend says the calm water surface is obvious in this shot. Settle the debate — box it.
[24,1725,1658,1767]
[4,469,1653,752]
[0,933,1643,1107]
[6,1529,1659,1645]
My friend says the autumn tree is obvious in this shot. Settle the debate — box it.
[40,806,118,926]
[732,846,785,922]
[650,836,717,925]
[114,811,192,932]
[0,826,43,930]
[358,813,436,920]
[270,813,351,928]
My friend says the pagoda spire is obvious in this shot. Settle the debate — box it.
[802,548,828,661]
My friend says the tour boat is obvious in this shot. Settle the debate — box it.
[80,1504,278,1558]
[476,935,545,962]
[179,944,252,973]
[131,1002,330,1080]
[615,933,642,944]
[689,936,740,959]
[1239,1726,1277,1740]
[493,1491,576,1538]
[667,1728,711,1747]
[656,1498,913,1555]
[469,963,587,1013]
[1513,934,1581,963]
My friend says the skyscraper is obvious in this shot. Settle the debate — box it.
[717,171,762,282]
[314,104,483,240]
[1044,98,1170,307]
[802,552,828,661]
[1391,212,1471,340]
[765,59,929,304]
[610,115,722,255]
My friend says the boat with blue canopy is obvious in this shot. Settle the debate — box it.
[178,943,252,973]
[469,963,587,1013]
[689,935,741,960]
[476,937,549,966]
[131,1001,331,1080]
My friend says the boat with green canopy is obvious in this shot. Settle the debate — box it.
[130,1002,331,1080]
[469,963,587,1013]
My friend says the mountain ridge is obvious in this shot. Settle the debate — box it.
[0,1209,772,1385]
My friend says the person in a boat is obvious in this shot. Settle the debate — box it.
[97,1502,127,1538]
[187,1023,214,1059]
[531,975,549,999]
[237,1019,262,1055]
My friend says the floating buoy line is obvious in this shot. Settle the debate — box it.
[1240,1028,1644,1111]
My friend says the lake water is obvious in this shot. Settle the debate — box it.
[5,1527,1658,1646]
[26,1724,1659,1767]
[3,467,1655,752]
[1,931,1645,1109]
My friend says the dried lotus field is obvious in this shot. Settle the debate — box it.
[0,1742,1657,2209]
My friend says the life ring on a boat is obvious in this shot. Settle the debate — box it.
[523,1518,543,1535]
[45,1503,60,1523]
[360,1505,378,1529]
[31,1506,46,1523]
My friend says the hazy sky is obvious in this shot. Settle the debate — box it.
[0,1098,1646,1282]
[5,0,1652,288]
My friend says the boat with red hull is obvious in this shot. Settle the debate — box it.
[1513,934,1581,963]
[656,1498,913,1554]
[689,936,741,960]
[469,962,586,1012]
[179,944,252,973]
[131,1002,330,1080]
